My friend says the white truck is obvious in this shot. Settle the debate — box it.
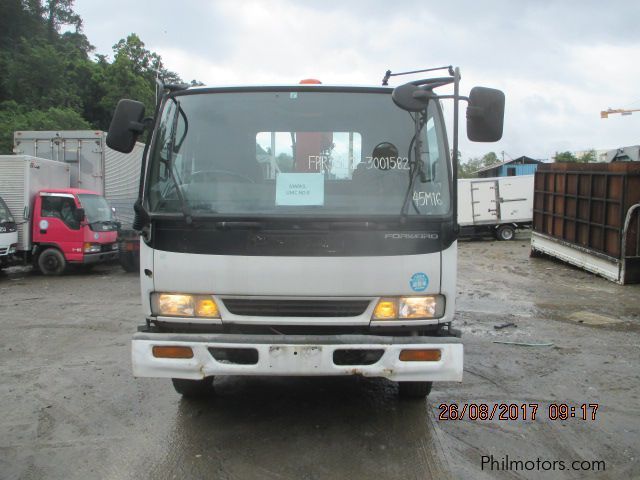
[106,68,504,398]
[0,195,18,270]
[458,175,534,240]
[13,130,145,272]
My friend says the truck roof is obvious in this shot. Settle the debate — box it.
[178,83,393,93]
[40,188,101,196]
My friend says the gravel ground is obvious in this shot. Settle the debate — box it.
[1,234,638,480]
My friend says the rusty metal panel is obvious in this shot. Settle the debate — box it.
[533,162,640,260]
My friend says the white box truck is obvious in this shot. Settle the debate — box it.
[457,174,534,240]
[13,130,145,271]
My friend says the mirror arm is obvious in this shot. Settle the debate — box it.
[437,95,469,102]
[128,120,146,134]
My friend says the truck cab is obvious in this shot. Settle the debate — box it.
[32,188,119,274]
[0,196,18,270]
[107,70,504,398]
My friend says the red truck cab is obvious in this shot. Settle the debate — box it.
[32,188,118,274]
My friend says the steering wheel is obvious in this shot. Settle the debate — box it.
[188,170,256,184]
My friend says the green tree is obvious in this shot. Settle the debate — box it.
[457,151,501,178]
[578,149,597,163]
[95,34,184,129]
[0,101,90,153]
[0,1,190,148]
[553,151,579,163]
[44,0,82,39]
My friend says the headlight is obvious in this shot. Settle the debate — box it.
[372,295,445,321]
[151,293,221,318]
[83,242,101,253]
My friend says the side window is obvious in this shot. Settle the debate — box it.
[425,117,440,180]
[41,196,61,218]
[41,196,80,230]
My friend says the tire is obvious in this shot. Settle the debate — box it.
[37,248,66,276]
[496,225,515,241]
[171,377,215,398]
[398,381,432,399]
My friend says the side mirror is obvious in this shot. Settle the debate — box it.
[74,208,85,222]
[107,99,146,153]
[467,87,505,142]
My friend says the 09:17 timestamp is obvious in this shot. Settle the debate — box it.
[437,403,599,421]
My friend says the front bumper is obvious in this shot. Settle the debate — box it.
[132,333,463,382]
[82,250,118,264]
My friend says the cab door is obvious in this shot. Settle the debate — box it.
[32,193,84,262]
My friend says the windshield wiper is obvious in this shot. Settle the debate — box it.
[166,97,193,224]
[400,111,428,219]
[90,220,116,226]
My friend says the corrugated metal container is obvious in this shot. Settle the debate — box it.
[14,130,105,194]
[531,162,640,284]
[0,156,70,251]
[104,143,145,230]
[13,131,144,230]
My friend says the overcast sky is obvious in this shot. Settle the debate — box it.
[74,0,640,162]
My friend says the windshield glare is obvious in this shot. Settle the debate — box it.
[0,198,14,223]
[78,194,114,223]
[147,90,451,217]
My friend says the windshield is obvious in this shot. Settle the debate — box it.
[78,194,115,223]
[0,197,14,223]
[147,89,451,218]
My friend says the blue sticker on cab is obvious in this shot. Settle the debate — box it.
[410,272,429,292]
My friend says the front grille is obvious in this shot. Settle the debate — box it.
[222,299,370,317]
[0,247,7,255]
[100,243,117,252]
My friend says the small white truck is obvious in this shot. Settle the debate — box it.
[457,174,534,240]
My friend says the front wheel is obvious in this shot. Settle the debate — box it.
[37,248,66,275]
[171,377,215,398]
[398,381,432,399]
[496,225,515,241]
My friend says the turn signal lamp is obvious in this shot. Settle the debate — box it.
[152,345,194,359]
[399,349,442,362]
[196,298,220,318]
[372,298,398,320]
[83,242,101,253]
[151,293,221,318]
